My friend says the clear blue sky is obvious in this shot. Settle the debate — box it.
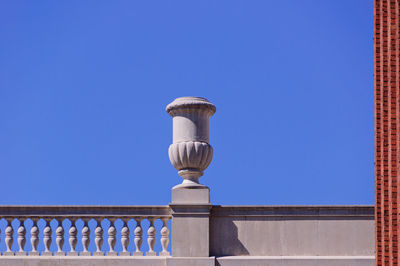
[0,0,373,205]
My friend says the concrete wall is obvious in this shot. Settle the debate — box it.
[210,206,374,257]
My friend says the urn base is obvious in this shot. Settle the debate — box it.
[171,185,210,204]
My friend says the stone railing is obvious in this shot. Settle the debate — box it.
[0,205,375,266]
[0,206,171,256]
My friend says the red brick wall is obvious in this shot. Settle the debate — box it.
[375,0,400,265]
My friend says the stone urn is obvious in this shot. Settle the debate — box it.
[166,97,216,188]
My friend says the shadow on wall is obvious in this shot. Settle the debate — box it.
[209,214,374,257]
[209,218,249,256]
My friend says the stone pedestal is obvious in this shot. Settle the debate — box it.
[171,186,210,204]
[170,186,211,258]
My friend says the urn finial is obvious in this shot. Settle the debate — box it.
[166,97,216,188]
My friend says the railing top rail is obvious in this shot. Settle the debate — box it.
[211,205,374,218]
[0,205,171,218]
[0,205,374,218]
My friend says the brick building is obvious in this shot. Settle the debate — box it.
[375,0,400,265]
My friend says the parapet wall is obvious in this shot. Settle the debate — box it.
[210,205,374,257]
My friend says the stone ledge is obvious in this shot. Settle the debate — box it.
[0,256,375,266]
[211,205,375,218]
[0,257,166,266]
[216,256,375,266]
[166,257,215,266]
[0,257,216,266]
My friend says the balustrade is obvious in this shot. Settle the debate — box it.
[0,206,171,256]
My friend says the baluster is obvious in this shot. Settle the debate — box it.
[146,218,156,256]
[68,219,78,256]
[16,219,27,256]
[120,218,130,256]
[55,219,65,256]
[160,218,170,256]
[132,218,143,256]
[4,219,14,256]
[107,219,117,256]
[94,218,104,256]
[42,218,53,256]
[30,219,39,256]
[81,218,91,256]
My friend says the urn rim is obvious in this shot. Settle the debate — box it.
[166,96,216,115]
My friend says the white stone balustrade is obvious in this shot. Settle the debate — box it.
[0,206,171,256]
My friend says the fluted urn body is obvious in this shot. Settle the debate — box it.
[166,97,216,188]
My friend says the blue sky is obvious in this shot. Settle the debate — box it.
[0,0,373,205]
